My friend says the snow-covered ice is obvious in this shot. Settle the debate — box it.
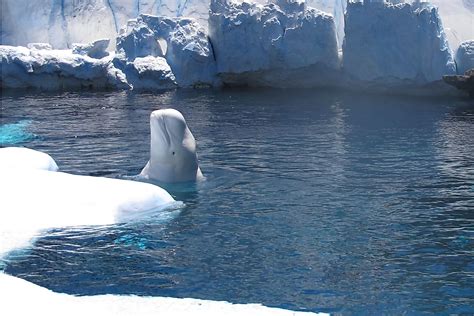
[342,1,457,83]
[0,43,180,90]
[0,45,130,90]
[115,55,178,90]
[27,43,53,50]
[0,273,325,316]
[0,169,179,258]
[0,169,177,231]
[72,39,110,59]
[0,147,179,257]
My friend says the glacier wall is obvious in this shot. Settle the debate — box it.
[0,0,210,49]
[1,0,471,51]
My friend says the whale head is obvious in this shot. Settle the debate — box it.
[140,109,203,183]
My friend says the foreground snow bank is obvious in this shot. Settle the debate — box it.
[343,1,456,84]
[209,0,339,87]
[0,273,324,316]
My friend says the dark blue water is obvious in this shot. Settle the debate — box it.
[1,89,473,314]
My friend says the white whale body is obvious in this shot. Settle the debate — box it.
[0,147,58,172]
[141,109,203,183]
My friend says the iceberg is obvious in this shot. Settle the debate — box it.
[342,1,457,84]
[208,0,339,87]
[116,14,217,87]
[455,40,474,75]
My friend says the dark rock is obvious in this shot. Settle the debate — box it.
[443,69,474,98]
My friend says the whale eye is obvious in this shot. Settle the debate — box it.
[172,151,175,155]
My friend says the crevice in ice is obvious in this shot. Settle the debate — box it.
[106,0,119,33]
[178,0,189,16]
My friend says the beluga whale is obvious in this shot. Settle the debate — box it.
[140,109,203,183]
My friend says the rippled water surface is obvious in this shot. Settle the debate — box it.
[1,89,473,314]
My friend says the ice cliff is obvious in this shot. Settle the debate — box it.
[1,0,470,93]
[209,0,339,87]
[343,1,457,84]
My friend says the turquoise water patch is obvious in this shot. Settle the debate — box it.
[114,234,148,250]
[0,120,36,145]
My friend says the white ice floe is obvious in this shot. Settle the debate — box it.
[1,169,176,230]
[0,147,58,172]
[0,168,178,257]
[0,145,179,258]
[342,1,457,83]
[455,40,474,74]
